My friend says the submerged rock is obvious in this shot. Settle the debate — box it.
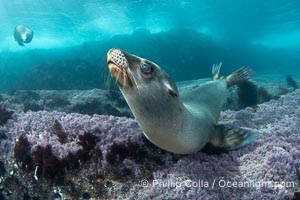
[0,107,14,125]
[13,59,103,90]
[1,89,132,117]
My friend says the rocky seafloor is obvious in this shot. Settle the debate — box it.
[0,89,132,118]
[0,74,298,117]
[0,78,300,199]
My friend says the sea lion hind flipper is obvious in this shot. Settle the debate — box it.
[212,62,223,80]
[225,66,255,87]
[17,40,25,46]
[209,124,259,151]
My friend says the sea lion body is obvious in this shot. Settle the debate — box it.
[107,49,258,154]
[126,79,227,153]
[14,25,34,46]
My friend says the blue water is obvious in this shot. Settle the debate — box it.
[0,0,300,92]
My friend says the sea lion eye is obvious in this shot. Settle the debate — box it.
[140,63,152,74]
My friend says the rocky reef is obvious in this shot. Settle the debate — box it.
[0,89,131,117]
[0,74,298,119]
[0,107,13,126]
[0,88,299,199]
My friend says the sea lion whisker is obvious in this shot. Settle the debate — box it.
[122,70,126,90]
[104,74,112,90]
[102,67,112,90]
[115,70,122,85]
[127,69,141,95]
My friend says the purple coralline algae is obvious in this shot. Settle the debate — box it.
[0,89,299,199]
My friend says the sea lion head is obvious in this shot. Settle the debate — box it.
[107,48,181,126]
[107,48,178,95]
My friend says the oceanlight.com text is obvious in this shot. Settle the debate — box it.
[140,178,296,189]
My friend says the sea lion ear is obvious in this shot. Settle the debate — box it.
[163,80,178,97]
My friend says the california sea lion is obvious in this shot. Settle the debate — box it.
[107,48,259,154]
[14,24,34,46]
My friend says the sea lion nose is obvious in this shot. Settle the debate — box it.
[107,48,128,68]
[107,48,117,56]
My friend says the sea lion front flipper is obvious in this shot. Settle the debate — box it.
[209,124,259,151]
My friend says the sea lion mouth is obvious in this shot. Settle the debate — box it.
[107,48,133,88]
